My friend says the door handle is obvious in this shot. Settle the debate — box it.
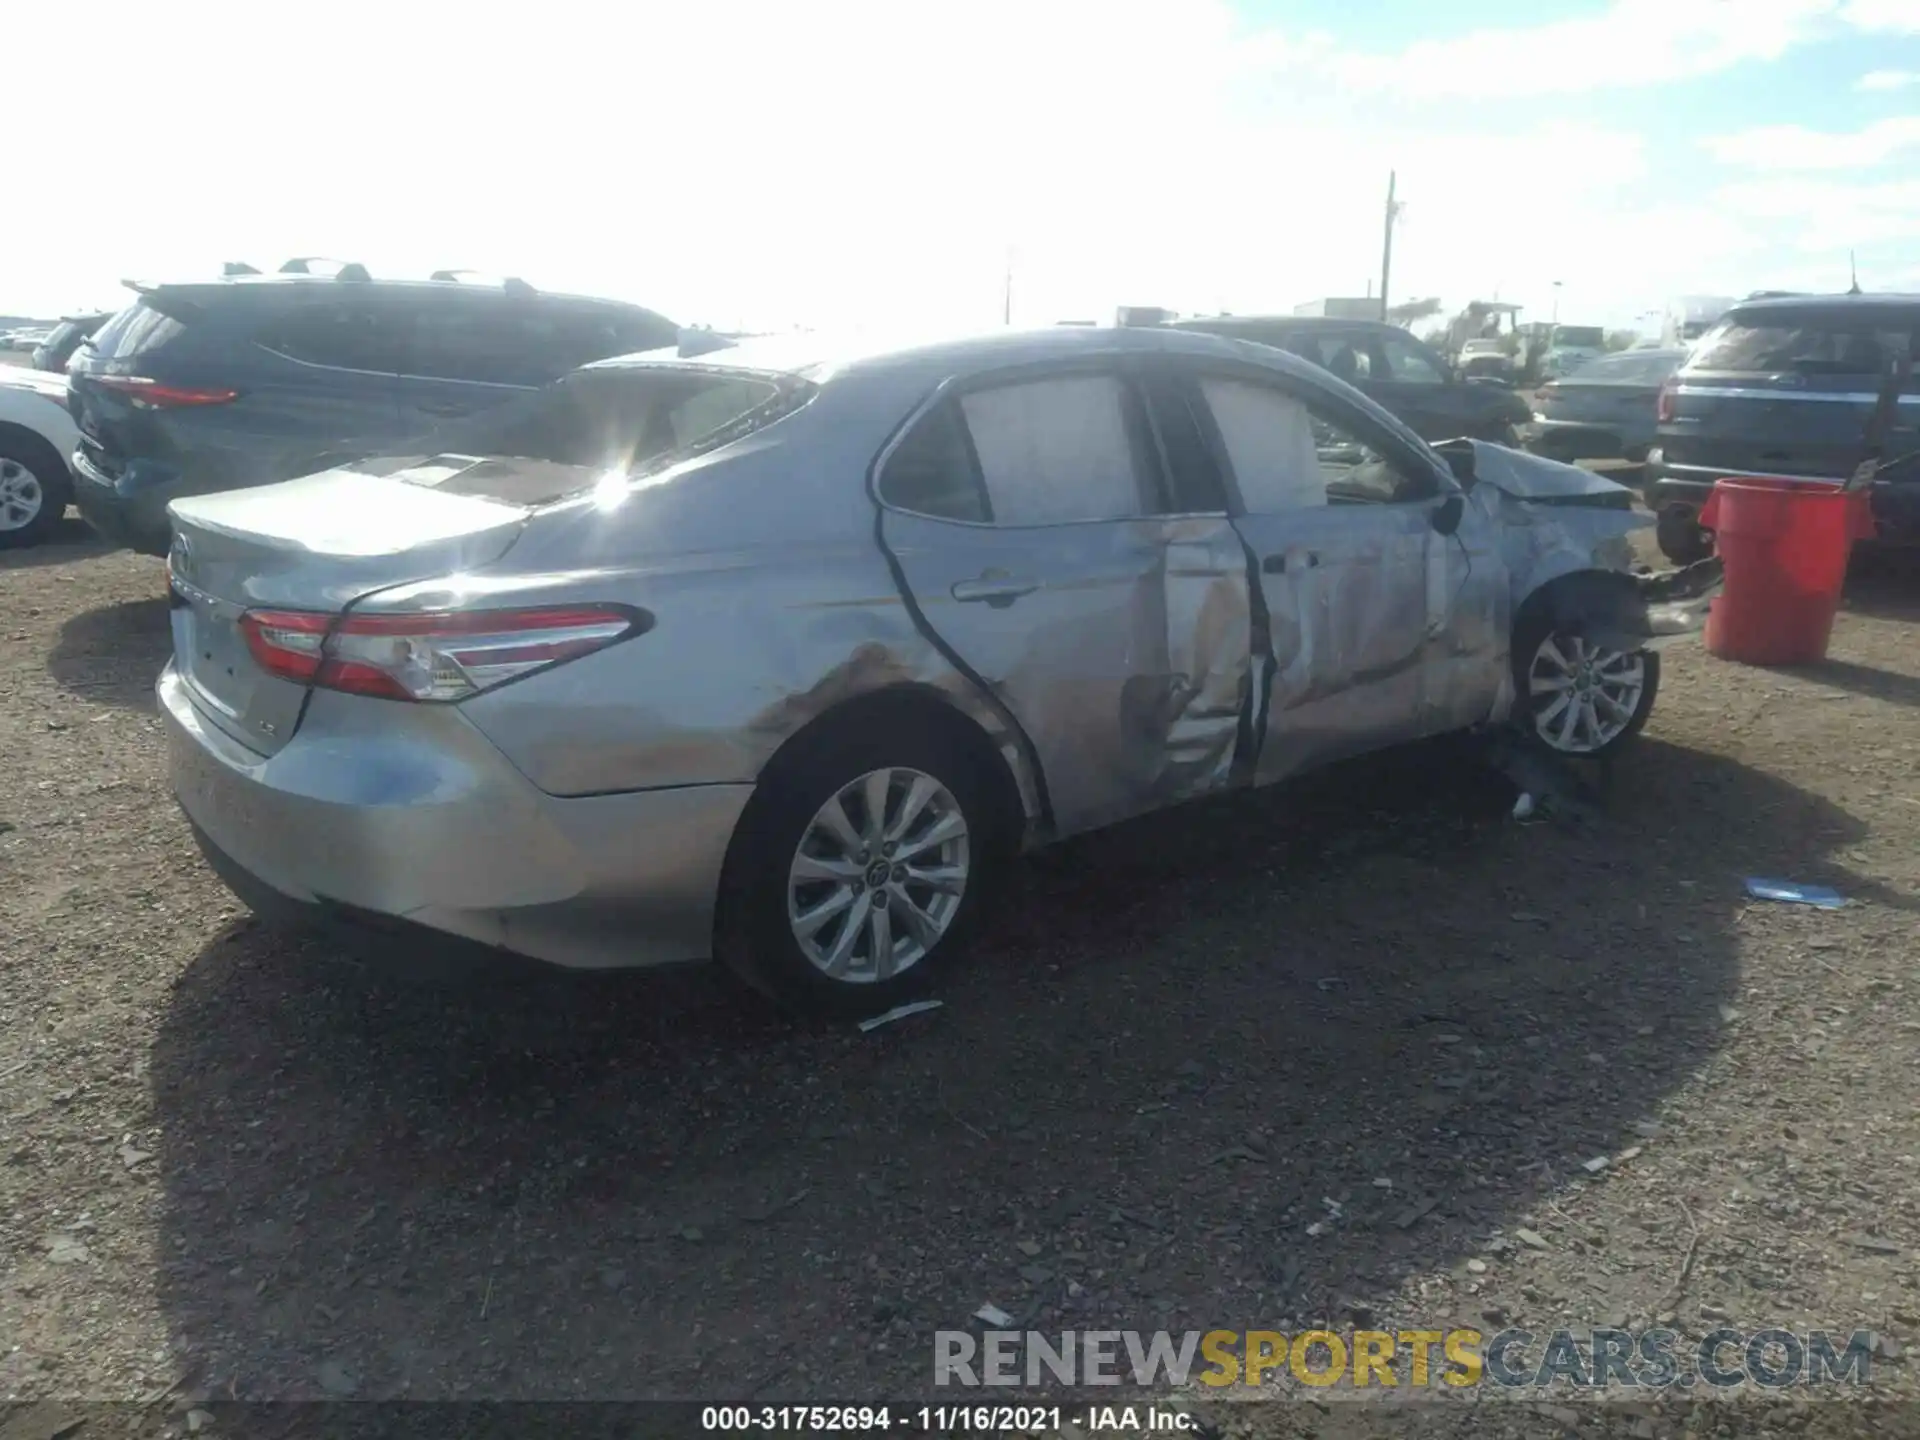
[1262,551,1319,574]
[952,574,1040,607]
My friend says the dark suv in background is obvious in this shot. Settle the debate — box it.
[68,263,680,554]
[1647,293,1919,562]
[1165,314,1533,445]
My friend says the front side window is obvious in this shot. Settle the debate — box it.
[1200,376,1437,510]
[1378,334,1446,385]
[957,374,1145,525]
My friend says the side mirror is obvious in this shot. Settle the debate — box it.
[1431,494,1465,536]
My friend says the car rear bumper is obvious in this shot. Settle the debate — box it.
[1522,417,1629,460]
[70,447,179,555]
[161,663,754,969]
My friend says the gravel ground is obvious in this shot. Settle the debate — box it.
[3,518,1919,1439]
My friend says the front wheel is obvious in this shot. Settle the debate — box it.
[0,437,72,549]
[1514,620,1660,757]
[715,722,1001,1015]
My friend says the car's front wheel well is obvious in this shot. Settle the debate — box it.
[0,423,70,485]
[1511,567,1641,645]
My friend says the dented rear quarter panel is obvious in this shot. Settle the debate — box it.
[389,369,1045,826]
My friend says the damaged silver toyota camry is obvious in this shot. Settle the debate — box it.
[160,325,1714,1011]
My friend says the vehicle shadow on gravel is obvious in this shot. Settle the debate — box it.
[145,736,1862,1400]
[46,596,171,710]
[0,514,110,569]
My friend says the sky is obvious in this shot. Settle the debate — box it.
[7,0,1920,336]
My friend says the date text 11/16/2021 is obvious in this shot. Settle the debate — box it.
[701,1405,1199,1431]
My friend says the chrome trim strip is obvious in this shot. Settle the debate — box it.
[1673,385,1920,405]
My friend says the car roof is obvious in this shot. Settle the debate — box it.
[133,272,672,315]
[1171,314,1400,336]
[591,323,1332,384]
[1730,292,1920,320]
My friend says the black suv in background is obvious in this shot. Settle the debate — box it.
[67,265,680,554]
[1165,315,1533,445]
[1647,293,1919,562]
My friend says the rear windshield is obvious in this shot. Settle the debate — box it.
[1551,327,1605,349]
[87,301,187,361]
[1565,351,1680,384]
[421,365,813,491]
[1690,312,1919,375]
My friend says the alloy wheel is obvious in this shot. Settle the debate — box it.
[786,767,970,983]
[1527,633,1647,753]
[0,458,44,532]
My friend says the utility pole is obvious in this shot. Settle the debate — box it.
[1003,247,1014,326]
[1378,170,1397,322]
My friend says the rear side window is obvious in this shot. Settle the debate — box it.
[256,301,410,372]
[89,302,186,361]
[959,375,1145,525]
[403,302,682,387]
[426,366,802,480]
[880,402,988,522]
[1690,312,1917,376]
[405,302,551,386]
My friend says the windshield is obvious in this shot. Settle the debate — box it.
[1689,312,1919,375]
[423,365,813,478]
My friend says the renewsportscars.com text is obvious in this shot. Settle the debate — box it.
[934,1327,1881,1390]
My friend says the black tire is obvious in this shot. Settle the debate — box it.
[1655,505,1713,565]
[1511,611,1660,759]
[0,432,73,549]
[714,713,1007,1017]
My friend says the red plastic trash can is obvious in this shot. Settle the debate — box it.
[1700,477,1875,666]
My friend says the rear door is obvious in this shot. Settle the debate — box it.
[390,294,547,438]
[1668,306,1920,482]
[875,364,1253,837]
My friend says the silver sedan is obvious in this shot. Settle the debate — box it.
[160,325,1699,1011]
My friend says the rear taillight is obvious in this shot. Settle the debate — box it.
[93,375,239,409]
[1656,381,1677,423]
[239,605,642,702]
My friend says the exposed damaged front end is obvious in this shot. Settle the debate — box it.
[1438,438,1724,653]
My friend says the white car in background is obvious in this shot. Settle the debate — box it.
[0,366,79,547]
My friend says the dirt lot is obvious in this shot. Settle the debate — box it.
[3,517,1919,1438]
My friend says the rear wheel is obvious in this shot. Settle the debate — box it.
[715,719,1003,1015]
[0,436,71,549]
[1514,619,1659,757]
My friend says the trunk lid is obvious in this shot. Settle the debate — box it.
[166,457,531,755]
[1538,380,1660,426]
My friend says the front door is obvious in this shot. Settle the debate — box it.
[1189,370,1464,782]
[875,366,1253,838]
